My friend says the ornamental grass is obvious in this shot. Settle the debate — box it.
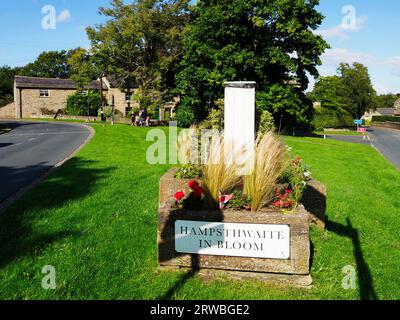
[202,137,242,208]
[244,132,287,212]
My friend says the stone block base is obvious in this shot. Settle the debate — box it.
[159,266,313,289]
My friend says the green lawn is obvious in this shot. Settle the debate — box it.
[314,131,363,136]
[0,124,399,300]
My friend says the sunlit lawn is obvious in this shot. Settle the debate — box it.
[0,124,399,299]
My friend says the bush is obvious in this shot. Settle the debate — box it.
[176,100,196,128]
[66,91,102,116]
[312,108,354,130]
[198,108,223,130]
[0,94,13,107]
[257,110,276,135]
[372,116,400,123]
[98,106,122,118]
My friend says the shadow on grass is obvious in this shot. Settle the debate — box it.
[327,218,378,300]
[0,158,115,269]
[156,255,200,300]
[157,204,224,300]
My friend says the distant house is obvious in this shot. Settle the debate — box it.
[374,108,395,116]
[8,75,178,121]
[13,76,138,119]
[395,98,400,116]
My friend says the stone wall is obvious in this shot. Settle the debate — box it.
[106,88,139,116]
[17,88,76,118]
[0,102,16,119]
[373,121,400,130]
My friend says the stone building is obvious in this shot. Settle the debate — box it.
[13,76,138,119]
[5,75,178,121]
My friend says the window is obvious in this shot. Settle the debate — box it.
[39,89,49,97]
[125,92,132,102]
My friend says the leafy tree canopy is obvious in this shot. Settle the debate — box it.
[87,0,190,109]
[176,0,329,125]
[68,48,100,89]
[373,93,399,110]
[308,75,350,113]
[19,50,74,79]
[0,66,18,107]
[338,62,376,118]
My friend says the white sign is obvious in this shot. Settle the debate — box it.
[175,220,290,260]
[224,82,256,175]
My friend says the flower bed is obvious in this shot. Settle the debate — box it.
[159,168,326,229]
[158,168,327,288]
[157,131,326,288]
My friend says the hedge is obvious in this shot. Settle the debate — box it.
[66,91,102,117]
[372,116,400,123]
[312,108,354,130]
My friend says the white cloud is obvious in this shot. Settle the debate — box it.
[314,16,368,41]
[386,57,400,77]
[321,48,375,67]
[57,9,71,23]
[387,57,400,67]
[374,83,400,95]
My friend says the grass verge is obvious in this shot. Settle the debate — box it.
[0,124,399,299]
[314,131,363,136]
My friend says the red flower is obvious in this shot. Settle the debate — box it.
[192,186,205,198]
[174,191,185,202]
[188,180,200,190]
[285,188,293,195]
[293,157,302,165]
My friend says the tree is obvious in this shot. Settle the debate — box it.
[68,48,99,89]
[20,50,72,79]
[66,91,103,116]
[0,66,18,107]
[87,0,190,110]
[176,0,329,126]
[308,75,350,112]
[338,62,376,118]
[373,93,399,110]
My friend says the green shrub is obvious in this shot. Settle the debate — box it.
[0,94,13,107]
[372,116,400,123]
[66,91,102,116]
[98,106,124,118]
[257,110,276,135]
[312,108,354,130]
[198,108,223,130]
[176,100,196,128]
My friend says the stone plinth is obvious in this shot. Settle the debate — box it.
[158,205,311,276]
[157,168,328,288]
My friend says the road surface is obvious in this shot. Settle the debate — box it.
[368,127,400,169]
[326,128,400,169]
[0,121,91,204]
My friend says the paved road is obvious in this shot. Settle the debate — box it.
[368,127,400,169]
[326,128,400,169]
[0,121,91,203]
[325,134,371,145]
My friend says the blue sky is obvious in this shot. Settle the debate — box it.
[1,0,399,94]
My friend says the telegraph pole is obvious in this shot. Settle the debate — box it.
[100,73,105,122]
[111,95,115,126]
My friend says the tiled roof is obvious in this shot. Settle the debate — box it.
[376,108,394,116]
[14,76,107,90]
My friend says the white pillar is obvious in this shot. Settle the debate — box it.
[224,81,256,175]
